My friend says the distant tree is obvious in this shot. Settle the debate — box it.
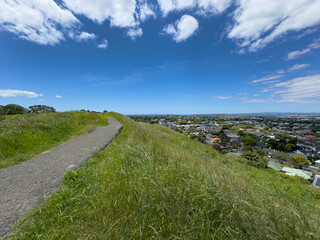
[243,146,253,152]
[0,105,4,115]
[190,134,197,139]
[177,120,187,125]
[256,149,265,157]
[244,135,256,147]
[29,105,56,114]
[272,151,290,162]
[289,155,310,169]
[217,130,230,145]
[241,151,268,168]
[267,139,278,150]
[284,143,295,152]
[1,104,27,115]
[103,110,108,113]
[288,137,298,145]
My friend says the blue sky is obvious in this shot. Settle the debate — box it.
[1,0,320,114]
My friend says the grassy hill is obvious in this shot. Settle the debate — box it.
[0,112,107,169]
[10,113,320,239]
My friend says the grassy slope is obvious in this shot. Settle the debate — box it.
[10,113,320,239]
[0,112,107,169]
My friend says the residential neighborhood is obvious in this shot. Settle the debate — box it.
[131,114,320,187]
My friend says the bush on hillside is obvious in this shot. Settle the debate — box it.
[241,151,268,168]
[289,154,310,169]
[0,104,27,115]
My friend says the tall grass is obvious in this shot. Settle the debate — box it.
[0,112,107,169]
[10,113,320,239]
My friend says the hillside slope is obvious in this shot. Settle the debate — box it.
[0,112,107,169]
[10,113,320,239]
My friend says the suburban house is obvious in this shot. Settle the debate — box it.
[313,175,320,187]
[268,161,312,180]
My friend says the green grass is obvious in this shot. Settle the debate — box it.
[9,113,320,239]
[0,112,107,169]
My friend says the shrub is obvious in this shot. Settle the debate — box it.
[241,151,268,168]
[289,155,310,169]
[0,104,27,115]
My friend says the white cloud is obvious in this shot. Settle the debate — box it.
[246,74,320,103]
[273,75,320,103]
[0,89,42,98]
[97,39,108,49]
[163,15,199,42]
[139,2,156,22]
[286,49,311,61]
[288,64,310,72]
[286,39,320,60]
[75,32,96,41]
[157,0,232,16]
[63,0,138,27]
[228,0,320,51]
[127,28,143,40]
[55,95,62,98]
[213,96,232,99]
[0,0,78,45]
[251,75,283,84]
[197,0,233,14]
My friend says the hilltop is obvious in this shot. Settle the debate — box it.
[9,113,320,239]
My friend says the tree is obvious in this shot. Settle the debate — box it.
[1,104,27,115]
[288,137,298,145]
[103,110,108,113]
[267,139,278,150]
[272,151,290,162]
[284,143,295,152]
[29,105,56,114]
[289,155,310,169]
[243,146,253,152]
[217,130,230,145]
[244,135,256,147]
[256,149,265,157]
[241,151,268,168]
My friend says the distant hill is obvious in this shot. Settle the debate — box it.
[10,113,320,239]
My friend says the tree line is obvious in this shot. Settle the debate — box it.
[0,104,56,115]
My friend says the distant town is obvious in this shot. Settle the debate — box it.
[130,114,320,186]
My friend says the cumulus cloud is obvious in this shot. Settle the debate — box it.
[286,39,320,60]
[0,0,78,45]
[157,0,232,16]
[228,0,320,51]
[0,89,42,98]
[139,2,156,21]
[55,95,62,98]
[75,32,96,41]
[97,39,108,49]
[127,28,143,40]
[213,96,232,99]
[163,15,199,42]
[288,64,310,72]
[62,0,137,27]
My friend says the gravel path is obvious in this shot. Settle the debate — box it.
[0,117,122,238]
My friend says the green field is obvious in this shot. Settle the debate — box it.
[0,112,107,169]
[9,113,320,239]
